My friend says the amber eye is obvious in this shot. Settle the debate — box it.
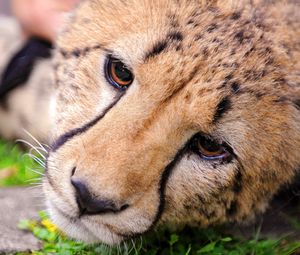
[105,56,134,90]
[190,135,232,161]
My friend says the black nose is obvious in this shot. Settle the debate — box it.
[71,178,128,215]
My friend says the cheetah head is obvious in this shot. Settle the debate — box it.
[44,0,300,244]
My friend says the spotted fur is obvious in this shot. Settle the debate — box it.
[0,0,299,245]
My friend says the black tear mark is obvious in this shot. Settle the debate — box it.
[213,96,232,123]
[145,40,168,60]
[118,136,191,240]
[50,93,124,152]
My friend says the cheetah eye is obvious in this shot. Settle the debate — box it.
[105,56,134,90]
[190,134,232,161]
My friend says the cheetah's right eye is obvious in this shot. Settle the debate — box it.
[105,56,134,90]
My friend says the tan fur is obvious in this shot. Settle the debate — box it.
[1,0,299,245]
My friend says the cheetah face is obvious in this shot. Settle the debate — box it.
[44,0,300,244]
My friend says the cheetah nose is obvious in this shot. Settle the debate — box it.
[71,178,129,215]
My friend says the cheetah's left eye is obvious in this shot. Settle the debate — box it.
[190,134,232,161]
[105,56,134,90]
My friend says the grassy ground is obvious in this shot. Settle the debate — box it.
[1,139,300,255]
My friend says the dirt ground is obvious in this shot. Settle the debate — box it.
[0,187,43,254]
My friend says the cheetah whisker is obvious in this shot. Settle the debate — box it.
[23,153,46,168]
[16,139,47,160]
[22,128,48,153]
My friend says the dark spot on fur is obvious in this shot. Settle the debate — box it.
[225,74,233,81]
[187,19,194,25]
[266,57,274,66]
[265,47,272,54]
[207,23,218,33]
[195,34,203,41]
[212,38,221,44]
[184,92,192,102]
[235,30,245,43]
[145,40,168,60]
[244,46,255,57]
[168,31,184,42]
[202,47,209,57]
[191,9,201,18]
[218,74,234,89]
[84,47,91,54]
[208,6,219,13]
[71,48,81,57]
[273,96,289,104]
[168,13,180,28]
[193,53,200,59]
[175,45,182,51]
[254,91,266,99]
[92,44,102,50]
[244,70,267,81]
[70,83,80,92]
[213,96,232,123]
[59,44,103,59]
[231,12,241,20]
[184,204,192,211]
[60,49,68,57]
[274,77,286,85]
[231,82,240,93]
[230,49,236,56]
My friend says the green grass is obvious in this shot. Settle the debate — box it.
[0,139,42,186]
[1,139,300,255]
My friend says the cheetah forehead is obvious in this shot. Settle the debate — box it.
[56,0,299,98]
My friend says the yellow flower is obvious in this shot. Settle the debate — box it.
[41,219,58,233]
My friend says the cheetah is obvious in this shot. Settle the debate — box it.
[0,0,299,245]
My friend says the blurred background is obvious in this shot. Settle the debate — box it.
[0,1,11,15]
